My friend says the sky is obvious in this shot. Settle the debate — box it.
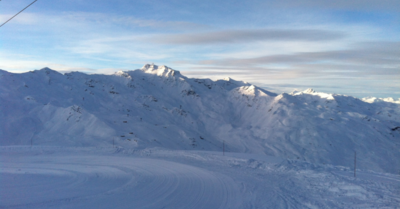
[0,0,399,98]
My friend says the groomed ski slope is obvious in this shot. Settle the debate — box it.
[1,146,399,209]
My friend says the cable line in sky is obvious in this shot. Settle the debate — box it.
[0,0,38,28]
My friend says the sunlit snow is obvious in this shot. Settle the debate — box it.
[0,64,399,208]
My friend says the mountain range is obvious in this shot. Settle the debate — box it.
[1,64,399,173]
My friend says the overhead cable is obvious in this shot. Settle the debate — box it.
[0,0,38,28]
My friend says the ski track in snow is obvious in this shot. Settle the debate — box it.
[0,153,241,209]
[1,147,399,209]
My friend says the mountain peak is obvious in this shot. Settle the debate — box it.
[34,67,63,76]
[141,64,181,77]
[303,88,315,94]
[222,77,248,84]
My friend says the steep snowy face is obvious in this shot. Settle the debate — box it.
[0,64,399,173]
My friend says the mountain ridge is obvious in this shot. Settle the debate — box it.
[1,64,399,173]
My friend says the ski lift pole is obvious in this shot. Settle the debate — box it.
[223,140,225,156]
[354,151,356,178]
[30,132,34,147]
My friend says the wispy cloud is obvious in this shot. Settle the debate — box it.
[269,0,400,11]
[144,29,346,45]
[59,12,210,31]
[0,12,209,32]
[193,41,400,68]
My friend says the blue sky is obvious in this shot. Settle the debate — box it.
[1,0,399,98]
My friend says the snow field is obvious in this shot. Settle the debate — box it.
[0,148,242,209]
[1,147,399,209]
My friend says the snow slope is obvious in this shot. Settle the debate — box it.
[362,97,400,104]
[0,64,399,174]
[0,147,399,208]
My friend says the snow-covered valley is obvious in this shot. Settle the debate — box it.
[1,64,399,208]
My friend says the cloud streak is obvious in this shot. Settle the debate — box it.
[194,41,400,67]
[145,29,346,45]
[0,12,209,32]
[269,0,400,11]
[60,12,209,31]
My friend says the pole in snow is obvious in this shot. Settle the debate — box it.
[223,140,225,156]
[30,132,34,147]
[354,151,356,178]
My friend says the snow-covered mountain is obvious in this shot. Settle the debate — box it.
[1,64,399,173]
